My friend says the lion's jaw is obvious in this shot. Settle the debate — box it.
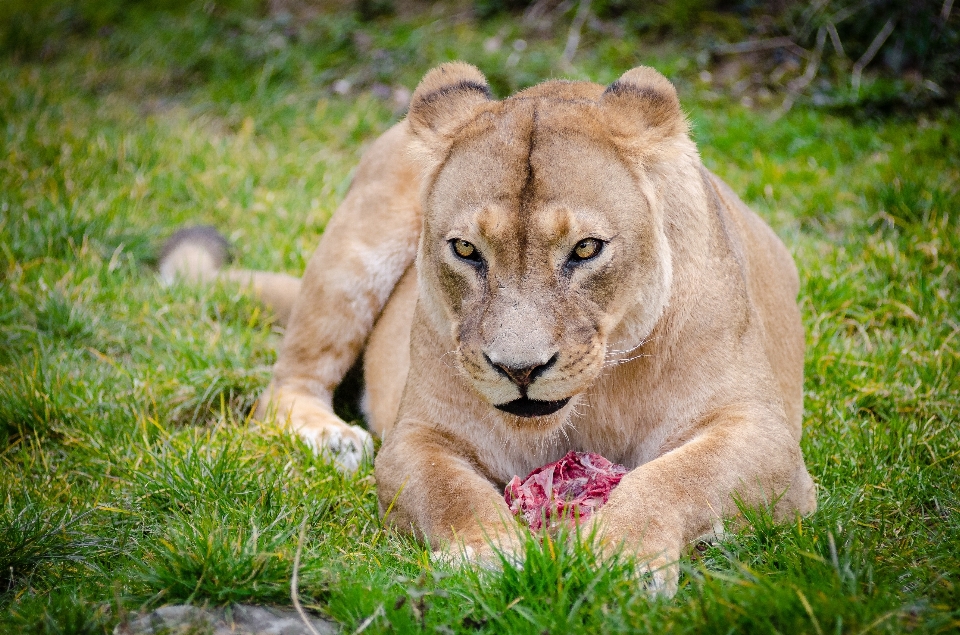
[415,97,673,427]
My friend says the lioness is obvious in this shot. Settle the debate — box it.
[161,63,817,594]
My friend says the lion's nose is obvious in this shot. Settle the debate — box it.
[486,353,558,390]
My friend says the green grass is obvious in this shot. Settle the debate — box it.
[1,3,958,634]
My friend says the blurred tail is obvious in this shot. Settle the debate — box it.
[158,225,302,326]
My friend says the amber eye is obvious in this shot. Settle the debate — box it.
[571,238,602,261]
[452,239,480,261]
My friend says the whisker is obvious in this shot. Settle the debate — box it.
[438,349,461,372]
[602,352,653,368]
[605,334,655,358]
[603,334,658,368]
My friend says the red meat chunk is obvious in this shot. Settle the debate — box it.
[504,451,628,531]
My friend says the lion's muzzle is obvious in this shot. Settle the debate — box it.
[484,352,572,417]
[485,352,558,391]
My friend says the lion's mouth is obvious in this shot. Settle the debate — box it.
[495,397,570,418]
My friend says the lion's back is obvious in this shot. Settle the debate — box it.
[708,173,805,438]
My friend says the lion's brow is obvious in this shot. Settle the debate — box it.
[516,105,539,270]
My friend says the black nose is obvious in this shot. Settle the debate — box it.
[486,353,558,390]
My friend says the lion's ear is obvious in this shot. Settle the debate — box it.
[600,66,688,158]
[406,62,492,165]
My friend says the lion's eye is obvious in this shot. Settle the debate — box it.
[452,239,480,262]
[571,238,602,262]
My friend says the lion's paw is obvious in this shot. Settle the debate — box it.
[296,423,373,473]
[432,534,523,570]
[636,556,679,598]
[431,543,478,566]
[260,387,374,473]
[586,513,681,598]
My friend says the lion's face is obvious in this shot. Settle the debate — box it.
[407,72,683,424]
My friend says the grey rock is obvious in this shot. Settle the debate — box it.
[115,604,338,635]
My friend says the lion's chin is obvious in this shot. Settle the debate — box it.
[494,397,570,418]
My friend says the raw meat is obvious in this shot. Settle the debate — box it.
[504,451,628,531]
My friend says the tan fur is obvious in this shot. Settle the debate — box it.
[165,63,816,595]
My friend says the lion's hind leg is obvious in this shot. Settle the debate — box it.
[264,122,423,469]
[157,225,375,470]
[158,123,422,471]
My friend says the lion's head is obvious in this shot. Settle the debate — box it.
[406,63,696,423]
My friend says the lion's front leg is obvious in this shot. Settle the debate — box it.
[259,122,422,468]
[590,403,816,596]
[259,385,374,472]
[375,422,522,564]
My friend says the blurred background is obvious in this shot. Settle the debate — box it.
[2,3,959,633]
[2,0,957,115]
